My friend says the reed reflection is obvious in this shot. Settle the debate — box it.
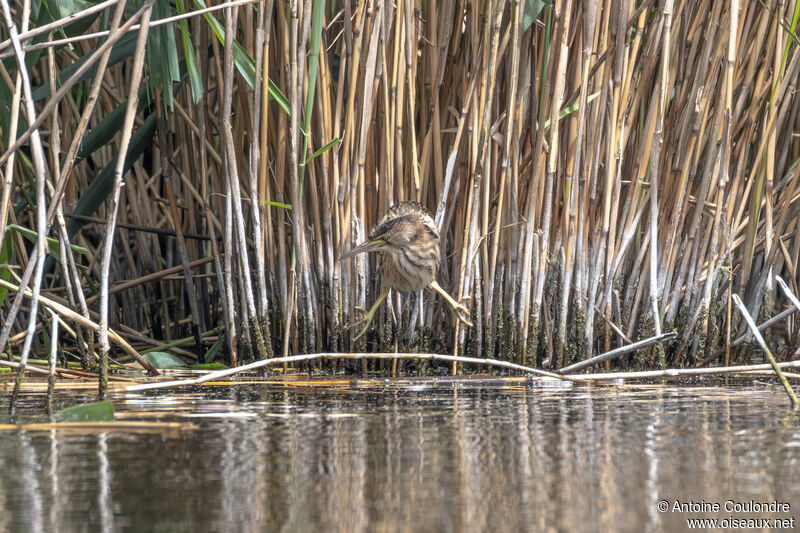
[0,382,797,532]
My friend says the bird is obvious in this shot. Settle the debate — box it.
[341,201,472,340]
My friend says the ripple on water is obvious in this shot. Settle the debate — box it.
[0,377,798,533]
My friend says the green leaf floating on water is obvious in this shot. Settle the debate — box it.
[143,351,188,369]
[56,400,114,422]
[190,363,229,371]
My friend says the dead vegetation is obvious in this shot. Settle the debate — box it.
[0,0,798,380]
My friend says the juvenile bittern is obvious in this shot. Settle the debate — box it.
[341,201,472,339]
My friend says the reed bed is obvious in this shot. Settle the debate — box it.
[0,0,799,381]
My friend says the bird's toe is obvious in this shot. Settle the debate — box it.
[456,309,473,327]
[352,323,370,341]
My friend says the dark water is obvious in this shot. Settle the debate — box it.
[1,376,799,532]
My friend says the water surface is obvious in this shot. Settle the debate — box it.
[1,376,799,532]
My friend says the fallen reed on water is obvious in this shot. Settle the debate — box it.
[0,0,799,381]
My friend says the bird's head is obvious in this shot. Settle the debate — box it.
[340,215,419,259]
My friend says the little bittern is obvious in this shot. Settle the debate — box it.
[341,201,472,339]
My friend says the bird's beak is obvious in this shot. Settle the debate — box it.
[340,239,384,260]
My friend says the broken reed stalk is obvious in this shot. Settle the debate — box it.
[741,371,800,380]
[125,351,586,392]
[732,294,799,410]
[559,332,677,374]
[776,276,800,314]
[123,356,800,394]
[576,360,800,381]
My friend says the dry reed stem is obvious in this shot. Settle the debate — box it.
[97,0,154,399]
[732,293,799,409]
[2,0,49,408]
[0,280,157,373]
[560,332,677,374]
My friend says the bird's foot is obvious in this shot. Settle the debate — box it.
[344,306,376,340]
[429,280,474,328]
[447,297,472,327]
[453,301,473,328]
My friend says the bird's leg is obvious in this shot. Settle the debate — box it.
[429,280,473,327]
[346,286,391,340]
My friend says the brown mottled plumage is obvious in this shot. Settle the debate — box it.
[341,201,471,339]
